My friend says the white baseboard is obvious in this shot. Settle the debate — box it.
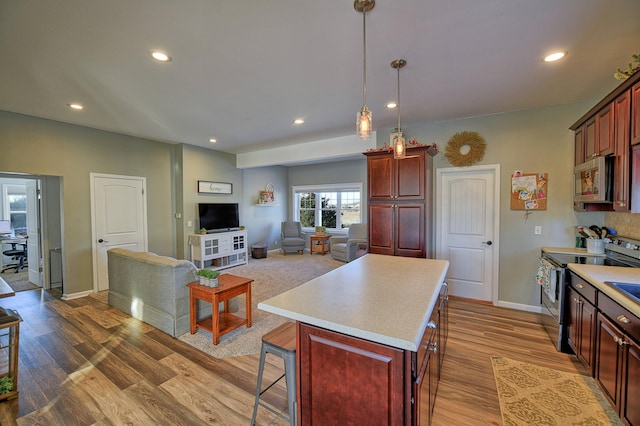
[61,289,95,300]
[496,300,544,314]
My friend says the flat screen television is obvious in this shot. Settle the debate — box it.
[198,203,239,232]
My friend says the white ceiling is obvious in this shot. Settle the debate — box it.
[1,0,639,157]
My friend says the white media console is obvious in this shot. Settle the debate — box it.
[189,230,248,270]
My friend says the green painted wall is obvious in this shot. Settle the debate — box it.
[0,110,175,294]
[376,101,604,308]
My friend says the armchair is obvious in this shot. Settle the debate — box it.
[281,221,306,255]
[330,223,367,262]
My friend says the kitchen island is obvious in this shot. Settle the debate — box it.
[259,253,449,425]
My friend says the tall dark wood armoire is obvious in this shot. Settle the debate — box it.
[364,145,437,258]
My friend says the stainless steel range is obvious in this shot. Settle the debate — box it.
[540,236,640,353]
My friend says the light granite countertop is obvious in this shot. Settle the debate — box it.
[258,254,449,352]
[542,246,606,257]
[568,264,640,317]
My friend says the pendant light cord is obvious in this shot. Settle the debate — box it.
[396,64,401,131]
[362,8,367,108]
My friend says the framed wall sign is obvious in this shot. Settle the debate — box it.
[198,181,232,194]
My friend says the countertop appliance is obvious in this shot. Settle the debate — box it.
[540,237,640,353]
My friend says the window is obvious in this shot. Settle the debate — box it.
[292,183,363,231]
[2,184,27,234]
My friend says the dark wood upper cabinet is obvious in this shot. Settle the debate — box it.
[571,71,640,212]
[632,81,640,146]
[584,117,598,159]
[575,126,585,166]
[632,144,640,213]
[614,90,631,211]
[597,103,615,156]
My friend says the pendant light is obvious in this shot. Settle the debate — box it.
[391,59,407,159]
[355,0,375,139]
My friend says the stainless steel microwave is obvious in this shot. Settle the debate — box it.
[573,156,613,203]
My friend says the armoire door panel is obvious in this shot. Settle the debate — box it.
[397,154,425,199]
[368,203,394,255]
[396,204,424,257]
[368,155,394,199]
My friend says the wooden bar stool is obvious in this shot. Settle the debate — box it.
[251,322,297,426]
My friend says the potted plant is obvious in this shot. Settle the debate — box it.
[194,269,220,287]
[199,227,207,235]
[0,375,14,396]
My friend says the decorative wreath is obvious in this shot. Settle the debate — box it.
[444,131,486,167]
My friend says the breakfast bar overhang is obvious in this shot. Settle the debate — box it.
[259,253,450,425]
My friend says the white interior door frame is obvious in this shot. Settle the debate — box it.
[90,173,148,293]
[435,164,500,304]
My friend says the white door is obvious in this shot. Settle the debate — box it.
[91,174,147,292]
[26,180,42,286]
[436,165,500,303]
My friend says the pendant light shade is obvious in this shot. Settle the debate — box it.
[357,107,373,139]
[355,0,375,139]
[391,59,407,159]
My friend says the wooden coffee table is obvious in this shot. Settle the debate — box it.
[310,234,331,255]
[187,273,253,345]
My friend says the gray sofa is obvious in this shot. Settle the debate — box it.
[107,248,236,337]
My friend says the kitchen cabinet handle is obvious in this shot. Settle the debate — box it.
[617,315,631,324]
[576,283,584,289]
[427,321,436,329]
[430,342,438,353]
[614,336,629,346]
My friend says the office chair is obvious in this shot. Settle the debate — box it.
[2,242,28,273]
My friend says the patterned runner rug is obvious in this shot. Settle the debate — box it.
[491,356,622,425]
[178,250,342,359]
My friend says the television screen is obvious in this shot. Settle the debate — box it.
[198,203,239,232]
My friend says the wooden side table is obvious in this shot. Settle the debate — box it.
[187,273,253,345]
[310,234,331,255]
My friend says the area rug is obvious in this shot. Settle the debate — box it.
[491,356,622,426]
[178,250,342,359]
[0,270,39,292]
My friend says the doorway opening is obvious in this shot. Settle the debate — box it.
[0,173,64,296]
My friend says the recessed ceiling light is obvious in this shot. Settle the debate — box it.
[293,118,305,125]
[67,103,84,110]
[150,50,172,62]
[386,102,397,109]
[209,138,217,143]
[544,51,567,62]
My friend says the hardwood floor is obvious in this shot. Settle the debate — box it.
[0,290,585,425]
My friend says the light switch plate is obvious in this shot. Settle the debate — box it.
[534,226,542,235]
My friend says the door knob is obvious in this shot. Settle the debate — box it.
[482,241,493,246]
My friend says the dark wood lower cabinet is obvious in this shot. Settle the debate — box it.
[298,306,445,426]
[622,340,640,426]
[298,323,408,425]
[596,313,640,426]
[566,285,596,375]
[568,272,640,426]
[595,313,625,409]
[367,202,425,257]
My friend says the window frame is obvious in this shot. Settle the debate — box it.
[291,183,363,233]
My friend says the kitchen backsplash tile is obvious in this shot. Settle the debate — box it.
[605,212,640,240]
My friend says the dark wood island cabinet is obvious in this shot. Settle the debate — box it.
[259,254,449,425]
